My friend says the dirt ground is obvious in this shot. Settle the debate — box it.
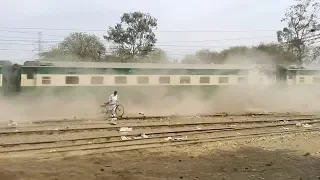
[0,115,319,180]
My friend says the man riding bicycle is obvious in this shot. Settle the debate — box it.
[105,91,118,118]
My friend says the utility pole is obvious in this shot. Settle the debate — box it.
[37,32,43,60]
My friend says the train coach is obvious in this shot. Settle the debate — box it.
[1,60,320,98]
[0,61,276,97]
[285,67,320,85]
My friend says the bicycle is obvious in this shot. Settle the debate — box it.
[97,103,125,118]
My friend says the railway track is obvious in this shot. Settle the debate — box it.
[0,117,319,158]
[0,116,319,136]
[2,128,318,158]
[28,112,316,124]
[46,128,319,157]
[1,118,319,146]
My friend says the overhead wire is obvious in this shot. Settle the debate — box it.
[0,27,319,60]
[0,35,61,41]
[0,35,317,49]
[0,34,278,53]
[0,26,279,33]
[0,34,275,43]
[0,29,67,38]
[0,27,280,41]
[0,31,317,45]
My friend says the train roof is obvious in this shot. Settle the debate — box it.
[0,60,13,66]
[23,61,275,70]
[286,65,320,71]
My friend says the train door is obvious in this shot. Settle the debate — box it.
[21,67,37,87]
[287,70,297,84]
[13,64,22,93]
[2,64,22,95]
[276,65,287,85]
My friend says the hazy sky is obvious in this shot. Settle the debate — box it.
[0,0,297,63]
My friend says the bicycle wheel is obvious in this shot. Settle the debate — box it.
[115,105,124,117]
[97,106,108,118]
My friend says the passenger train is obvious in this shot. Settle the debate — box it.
[0,60,320,98]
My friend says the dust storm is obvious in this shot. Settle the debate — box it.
[0,53,319,123]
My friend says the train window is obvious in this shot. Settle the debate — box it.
[27,73,34,79]
[199,77,210,84]
[42,76,51,84]
[313,77,320,83]
[24,67,36,79]
[299,77,305,83]
[137,76,149,84]
[287,71,296,79]
[91,76,104,84]
[238,77,248,84]
[65,76,79,84]
[180,76,190,84]
[115,76,127,84]
[219,77,229,84]
[159,76,170,84]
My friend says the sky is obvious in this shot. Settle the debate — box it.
[0,0,297,63]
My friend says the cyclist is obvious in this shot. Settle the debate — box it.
[105,91,118,117]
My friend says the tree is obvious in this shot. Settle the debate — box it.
[254,43,298,64]
[180,44,299,65]
[180,49,219,64]
[40,32,106,61]
[309,45,320,64]
[145,48,169,63]
[104,11,158,62]
[195,49,219,63]
[40,47,64,59]
[104,54,123,63]
[181,54,200,64]
[276,0,320,64]
[217,46,253,63]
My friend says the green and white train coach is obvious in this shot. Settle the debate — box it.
[1,61,276,97]
[1,60,320,98]
[19,61,277,94]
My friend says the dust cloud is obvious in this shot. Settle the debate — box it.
[1,84,320,123]
[0,53,319,123]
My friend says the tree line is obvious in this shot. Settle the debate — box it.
[40,0,320,65]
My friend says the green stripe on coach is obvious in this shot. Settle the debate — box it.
[22,67,249,75]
